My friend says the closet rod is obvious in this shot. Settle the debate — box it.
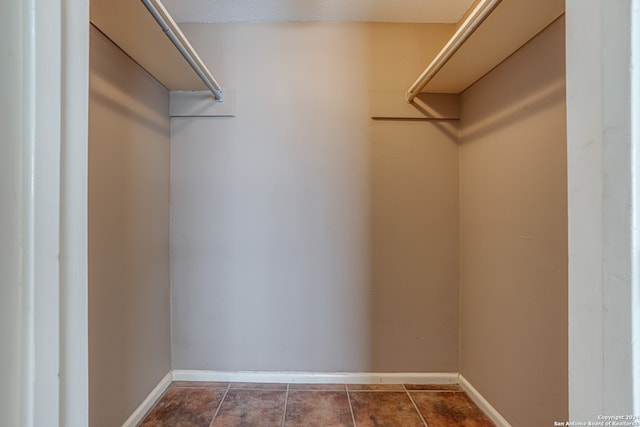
[406,0,502,102]
[141,0,223,101]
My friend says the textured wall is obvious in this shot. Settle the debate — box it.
[170,22,460,372]
[458,17,568,426]
[88,25,171,427]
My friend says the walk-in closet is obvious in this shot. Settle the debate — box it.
[86,0,568,425]
[4,0,638,426]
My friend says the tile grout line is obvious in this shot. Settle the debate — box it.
[281,383,290,427]
[404,384,429,427]
[207,383,231,427]
[345,388,357,427]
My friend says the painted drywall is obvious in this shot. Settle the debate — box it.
[0,0,23,424]
[170,23,459,372]
[88,26,171,427]
[458,17,567,426]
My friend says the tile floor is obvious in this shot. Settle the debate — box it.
[138,382,496,426]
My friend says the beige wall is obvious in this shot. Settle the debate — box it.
[458,16,567,426]
[370,120,459,371]
[171,23,460,372]
[88,26,171,427]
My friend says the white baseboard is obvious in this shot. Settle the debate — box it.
[121,372,172,427]
[171,370,458,385]
[458,374,512,427]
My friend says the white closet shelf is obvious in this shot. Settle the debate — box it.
[412,0,565,95]
[91,0,564,97]
[91,0,212,91]
[141,0,223,100]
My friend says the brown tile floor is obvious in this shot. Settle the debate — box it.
[138,382,496,427]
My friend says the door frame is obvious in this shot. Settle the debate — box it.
[26,0,638,424]
[21,0,89,425]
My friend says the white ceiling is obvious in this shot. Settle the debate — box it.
[161,0,476,24]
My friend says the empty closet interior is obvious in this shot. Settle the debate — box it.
[87,0,567,425]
